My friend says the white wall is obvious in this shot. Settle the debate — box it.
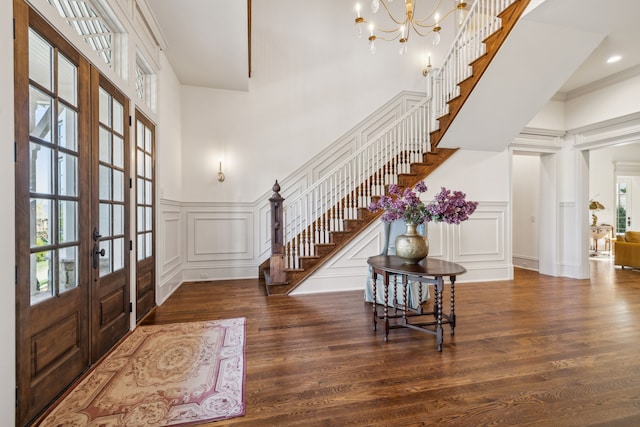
[178,0,453,204]
[1,0,15,423]
[566,75,640,130]
[156,51,185,301]
[157,52,183,201]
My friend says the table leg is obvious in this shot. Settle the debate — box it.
[436,277,443,352]
[384,278,389,342]
[372,272,377,331]
[450,276,456,335]
[402,276,408,324]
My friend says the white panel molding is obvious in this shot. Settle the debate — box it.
[158,199,183,278]
[565,64,640,101]
[293,201,511,294]
[615,161,640,176]
[425,222,446,258]
[157,199,184,304]
[513,255,539,271]
[510,128,565,153]
[185,209,254,262]
[161,213,181,271]
[570,112,640,150]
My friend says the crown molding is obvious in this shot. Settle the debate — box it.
[563,64,640,101]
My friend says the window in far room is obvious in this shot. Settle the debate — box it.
[616,177,631,234]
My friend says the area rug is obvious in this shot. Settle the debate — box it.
[39,318,246,426]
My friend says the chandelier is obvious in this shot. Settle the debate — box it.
[354,0,468,54]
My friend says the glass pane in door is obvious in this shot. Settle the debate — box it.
[97,90,126,278]
[29,143,53,194]
[59,246,78,293]
[31,251,53,304]
[28,29,52,91]
[29,87,52,142]
[58,54,77,106]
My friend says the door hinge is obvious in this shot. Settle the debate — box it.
[129,302,133,313]
[129,240,133,251]
[14,141,17,163]
[15,265,18,285]
[15,386,18,407]
[129,178,132,189]
[13,19,16,40]
[129,116,132,127]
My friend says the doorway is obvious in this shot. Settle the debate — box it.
[14,3,130,424]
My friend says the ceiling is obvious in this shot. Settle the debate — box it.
[147,0,249,91]
[147,0,640,96]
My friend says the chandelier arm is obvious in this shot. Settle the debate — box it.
[412,0,442,24]
[359,18,403,35]
[357,18,400,34]
[410,21,432,37]
[379,0,405,26]
[415,6,457,26]
[376,33,402,41]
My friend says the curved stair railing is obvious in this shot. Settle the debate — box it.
[282,96,432,270]
[265,0,527,293]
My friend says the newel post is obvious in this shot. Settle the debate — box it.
[269,180,286,283]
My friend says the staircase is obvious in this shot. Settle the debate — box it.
[260,0,531,295]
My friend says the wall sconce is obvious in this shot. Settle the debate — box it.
[217,161,225,182]
[422,55,432,77]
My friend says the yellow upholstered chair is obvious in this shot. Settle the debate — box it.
[614,231,640,269]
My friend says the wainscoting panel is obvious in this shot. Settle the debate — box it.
[292,222,382,294]
[425,222,446,258]
[186,210,254,262]
[312,139,355,181]
[293,201,511,294]
[161,209,181,273]
[453,203,506,262]
[158,200,184,304]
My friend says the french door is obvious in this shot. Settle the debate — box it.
[135,112,156,321]
[14,2,130,424]
[91,70,131,359]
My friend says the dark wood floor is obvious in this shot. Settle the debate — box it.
[142,259,640,426]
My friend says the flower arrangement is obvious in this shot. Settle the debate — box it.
[368,181,478,225]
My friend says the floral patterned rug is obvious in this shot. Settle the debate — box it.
[39,318,246,426]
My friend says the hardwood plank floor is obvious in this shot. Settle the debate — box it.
[142,260,640,426]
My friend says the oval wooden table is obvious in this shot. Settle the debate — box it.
[367,255,467,351]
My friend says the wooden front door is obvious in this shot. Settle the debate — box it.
[90,71,131,361]
[134,112,156,321]
[14,2,130,424]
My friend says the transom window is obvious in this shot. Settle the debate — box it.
[47,0,116,67]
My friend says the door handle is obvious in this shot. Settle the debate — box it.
[93,227,102,242]
[93,243,106,269]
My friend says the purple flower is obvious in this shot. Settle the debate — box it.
[368,181,477,225]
